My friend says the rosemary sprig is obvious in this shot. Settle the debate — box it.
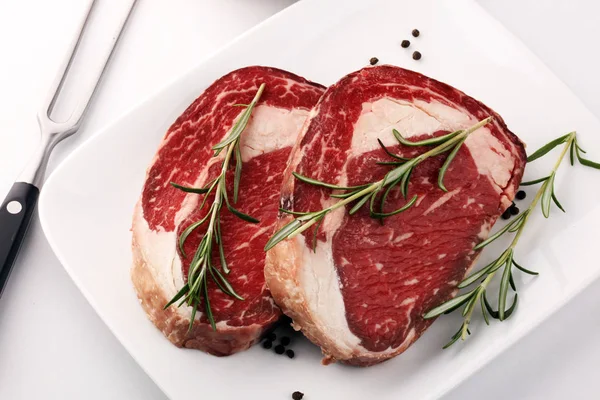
[164,83,265,331]
[264,117,494,251]
[424,131,599,347]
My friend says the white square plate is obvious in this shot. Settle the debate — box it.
[39,0,600,398]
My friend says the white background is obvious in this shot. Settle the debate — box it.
[0,0,598,399]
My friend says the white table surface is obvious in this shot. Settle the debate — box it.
[1,1,599,399]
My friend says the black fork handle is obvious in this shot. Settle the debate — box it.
[0,182,40,298]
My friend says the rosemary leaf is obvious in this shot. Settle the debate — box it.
[393,128,462,147]
[264,219,303,251]
[480,290,490,325]
[330,190,363,199]
[228,204,260,223]
[400,165,414,198]
[578,157,600,169]
[210,266,244,301]
[382,160,415,187]
[576,145,600,169]
[312,215,325,252]
[178,211,212,256]
[233,142,243,203]
[223,192,259,223]
[509,270,517,291]
[503,294,518,319]
[377,161,406,166]
[488,249,511,275]
[371,195,418,218]
[540,173,555,218]
[209,267,233,297]
[438,136,467,192]
[443,326,464,349]
[203,279,216,331]
[377,138,409,161]
[423,290,475,319]
[379,179,400,216]
[216,218,228,274]
[508,211,528,232]
[279,208,312,216]
[499,249,513,320]
[189,302,198,332]
[293,172,370,191]
[527,133,571,162]
[551,191,565,213]
[458,257,501,288]
[170,182,211,194]
[368,187,381,216]
[164,284,189,309]
[349,194,371,215]
[462,289,479,317]
[520,176,550,186]
[483,292,499,320]
[512,258,538,275]
[213,84,265,151]
[474,215,524,250]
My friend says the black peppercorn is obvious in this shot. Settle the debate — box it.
[262,340,272,349]
[401,40,410,48]
[292,391,304,400]
[274,344,285,354]
[501,210,511,220]
[369,57,379,65]
[267,332,276,341]
[286,349,295,358]
[412,51,422,60]
[280,336,291,346]
[516,190,526,200]
[412,29,420,37]
[510,205,519,215]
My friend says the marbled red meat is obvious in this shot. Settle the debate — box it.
[132,66,324,355]
[265,65,526,365]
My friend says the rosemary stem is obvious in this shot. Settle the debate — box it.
[287,184,379,240]
[460,131,575,332]
[273,117,495,250]
[552,132,576,172]
[510,131,574,247]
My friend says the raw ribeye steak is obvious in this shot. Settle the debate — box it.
[265,66,526,366]
[132,66,325,355]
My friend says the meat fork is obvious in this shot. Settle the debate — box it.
[0,0,137,297]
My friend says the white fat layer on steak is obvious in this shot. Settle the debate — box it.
[423,188,461,215]
[351,97,515,193]
[297,235,404,357]
[240,105,309,162]
[136,105,311,324]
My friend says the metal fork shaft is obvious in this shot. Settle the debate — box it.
[0,0,136,299]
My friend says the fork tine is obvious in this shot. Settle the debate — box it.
[66,0,138,129]
[39,0,96,122]
[39,0,138,132]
